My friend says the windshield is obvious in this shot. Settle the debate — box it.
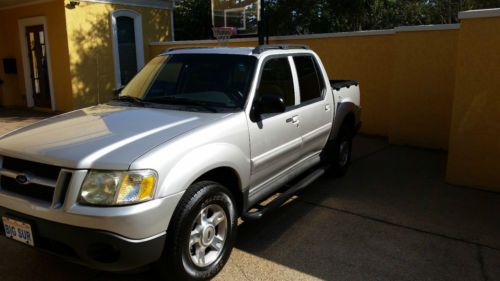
[119,54,257,111]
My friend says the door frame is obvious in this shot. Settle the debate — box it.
[110,9,145,89]
[18,16,56,111]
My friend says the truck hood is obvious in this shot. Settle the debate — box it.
[0,105,227,170]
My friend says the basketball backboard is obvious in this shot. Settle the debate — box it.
[211,0,260,36]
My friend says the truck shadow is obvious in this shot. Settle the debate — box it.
[229,136,500,280]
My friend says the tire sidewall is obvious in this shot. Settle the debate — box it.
[336,134,352,170]
[330,127,353,176]
[163,181,237,281]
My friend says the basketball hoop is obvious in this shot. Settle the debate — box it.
[212,27,236,46]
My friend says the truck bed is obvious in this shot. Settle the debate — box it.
[330,80,359,91]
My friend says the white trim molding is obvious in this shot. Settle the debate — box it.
[153,22,467,46]
[79,0,173,9]
[111,9,145,88]
[268,29,396,40]
[459,8,500,20]
[18,16,56,111]
[395,24,460,33]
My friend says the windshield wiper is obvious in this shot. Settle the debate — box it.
[113,95,145,106]
[147,96,219,113]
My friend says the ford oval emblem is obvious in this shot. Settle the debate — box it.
[16,174,30,185]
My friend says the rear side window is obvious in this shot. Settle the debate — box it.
[293,56,325,103]
[256,57,295,107]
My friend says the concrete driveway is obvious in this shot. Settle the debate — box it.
[0,109,55,136]
[0,109,499,281]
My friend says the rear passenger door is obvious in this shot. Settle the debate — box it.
[292,55,333,158]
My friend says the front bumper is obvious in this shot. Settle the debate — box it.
[0,206,165,271]
[0,170,185,239]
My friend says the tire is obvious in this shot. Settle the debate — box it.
[325,125,353,177]
[156,181,238,281]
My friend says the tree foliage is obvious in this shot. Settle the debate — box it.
[174,0,500,40]
[173,0,212,40]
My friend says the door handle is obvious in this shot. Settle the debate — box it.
[286,115,300,126]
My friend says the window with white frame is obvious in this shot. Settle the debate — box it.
[111,10,145,87]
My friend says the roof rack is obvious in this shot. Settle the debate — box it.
[162,46,217,54]
[252,44,310,54]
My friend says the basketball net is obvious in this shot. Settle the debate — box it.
[212,27,236,46]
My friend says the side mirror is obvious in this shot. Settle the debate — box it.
[113,86,125,97]
[254,95,286,116]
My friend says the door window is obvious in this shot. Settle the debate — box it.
[293,56,325,103]
[256,57,295,107]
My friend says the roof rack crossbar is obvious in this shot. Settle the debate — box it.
[252,44,310,54]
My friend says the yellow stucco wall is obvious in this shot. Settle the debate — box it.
[389,29,458,149]
[446,16,500,192]
[0,0,73,111]
[63,0,172,109]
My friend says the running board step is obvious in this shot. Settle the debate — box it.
[242,165,330,221]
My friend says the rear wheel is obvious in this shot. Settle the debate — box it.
[157,181,237,281]
[326,125,353,177]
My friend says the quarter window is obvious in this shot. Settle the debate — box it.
[293,56,324,103]
[256,57,295,107]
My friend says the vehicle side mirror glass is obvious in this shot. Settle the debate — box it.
[254,95,286,116]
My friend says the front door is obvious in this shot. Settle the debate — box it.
[248,56,303,193]
[25,25,51,108]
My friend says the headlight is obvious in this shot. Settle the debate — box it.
[79,170,157,206]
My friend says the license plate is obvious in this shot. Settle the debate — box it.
[2,217,35,247]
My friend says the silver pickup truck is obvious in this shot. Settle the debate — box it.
[0,45,360,280]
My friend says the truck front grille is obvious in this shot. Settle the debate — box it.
[0,176,54,202]
[2,157,61,181]
[0,156,71,205]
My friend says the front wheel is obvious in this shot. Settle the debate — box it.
[157,181,237,281]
